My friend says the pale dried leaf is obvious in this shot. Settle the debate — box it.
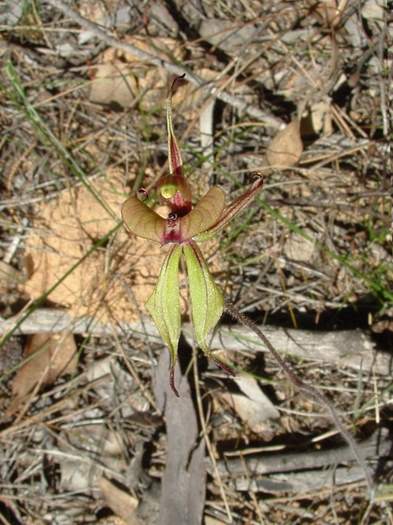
[234,374,278,415]
[90,37,185,111]
[11,332,77,401]
[222,374,279,434]
[284,229,317,263]
[362,0,385,21]
[205,517,228,525]
[99,477,140,525]
[266,119,303,168]
[310,101,332,135]
[90,63,138,108]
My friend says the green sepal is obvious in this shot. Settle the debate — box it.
[146,246,182,367]
[183,242,224,353]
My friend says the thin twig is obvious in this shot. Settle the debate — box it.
[46,0,283,130]
[224,303,375,500]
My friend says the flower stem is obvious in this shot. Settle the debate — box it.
[224,303,375,500]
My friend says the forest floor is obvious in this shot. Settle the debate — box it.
[0,1,392,524]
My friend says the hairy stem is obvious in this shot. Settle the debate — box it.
[224,303,375,499]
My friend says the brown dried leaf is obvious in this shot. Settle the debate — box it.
[314,0,348,28]
[90,37,184,111]
[99,477,140,525]
[11,332,77,401]
[90,63,138,108]
[266,119,303,168]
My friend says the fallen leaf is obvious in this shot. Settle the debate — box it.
[309,101,333,136]
[266,119,303,168]
[314,0,348,28]
[89,63,138,108]
[205,517,228,525]
[89,36,184,111]
[222,374,279,434]
[362,0,385,21]
[284,229,316,263]
[99,477,140,525]
[11,332,77,403]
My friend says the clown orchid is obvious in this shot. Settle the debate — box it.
[122,75,264,395]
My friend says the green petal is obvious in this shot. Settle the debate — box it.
[122,196,165,243]
[146,246,182,367]
[183,242,224,352]
[181,186,225,241]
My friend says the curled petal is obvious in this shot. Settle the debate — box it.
[122,196,165,243]
[181,186,225,241]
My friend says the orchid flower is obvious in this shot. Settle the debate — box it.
[122,75,264,395]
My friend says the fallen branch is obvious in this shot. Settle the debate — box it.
[1,308,387,374]
[216,429,389,479]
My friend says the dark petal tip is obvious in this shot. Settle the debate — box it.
[169,366,180,397]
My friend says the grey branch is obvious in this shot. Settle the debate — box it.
[217,429,390,494]
[0,308,389,375]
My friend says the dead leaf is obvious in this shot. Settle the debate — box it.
[362,0,385,21]
[222,374,279,434]
[11,332,77,403]
[309,101,333,136]
[99,477,140,525]
[284,229,317,263]
[89,36,184,111]
[314,0,348,28]
[205,517,228,525]
[90,63,138,108]
[266,119,303,168]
